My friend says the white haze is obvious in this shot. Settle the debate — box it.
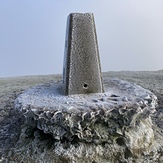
[0,0,163,77]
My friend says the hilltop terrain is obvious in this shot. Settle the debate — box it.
[0,71,163,162]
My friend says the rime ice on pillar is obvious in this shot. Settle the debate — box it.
[62,13,104,95]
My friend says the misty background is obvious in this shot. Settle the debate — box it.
[0,0,163,77]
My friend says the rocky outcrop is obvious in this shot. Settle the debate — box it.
[13,78,160,162]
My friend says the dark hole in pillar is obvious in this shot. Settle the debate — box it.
[83,83,89,89]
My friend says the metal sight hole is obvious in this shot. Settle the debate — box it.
[83,83,89,89]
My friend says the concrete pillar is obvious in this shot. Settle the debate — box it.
[62,13,104,95]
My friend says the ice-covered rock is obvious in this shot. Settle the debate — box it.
[14,78,158,162]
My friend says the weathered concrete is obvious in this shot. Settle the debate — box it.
[62,13,103,95]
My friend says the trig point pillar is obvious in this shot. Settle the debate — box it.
[62,13,104,95]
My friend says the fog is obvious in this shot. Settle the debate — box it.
[0,0,163,77]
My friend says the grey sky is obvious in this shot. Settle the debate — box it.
[0,0,163,77]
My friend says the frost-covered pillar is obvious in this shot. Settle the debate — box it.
[62,13,104,95]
